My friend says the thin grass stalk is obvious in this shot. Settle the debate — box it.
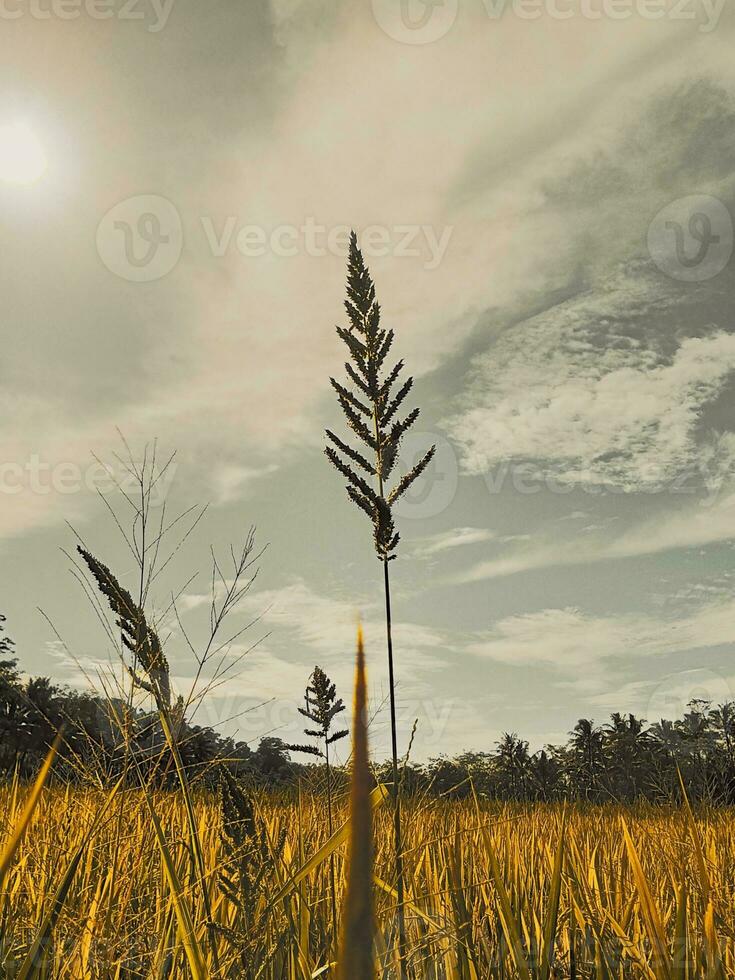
[286,665,348,955]
[78,546,221,974]
[141,785,208,980]
[324,735,339,955]
[326,233,434,978]
[157,706,221,971]
[382,555,408,978]
[367,322,407,980]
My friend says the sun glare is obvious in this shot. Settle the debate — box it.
[0,122,47,185]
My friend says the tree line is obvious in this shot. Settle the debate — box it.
[410,707,735,804]
[0,614,293,786]
[2,616,734,803]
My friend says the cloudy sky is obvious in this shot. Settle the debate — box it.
[3,0,735,760]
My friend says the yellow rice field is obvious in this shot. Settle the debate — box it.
[1,782,733,978]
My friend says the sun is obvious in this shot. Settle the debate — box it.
[0,122,47,185]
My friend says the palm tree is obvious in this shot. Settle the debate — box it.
[648,718,684,801]
[677,701,715,801]
[495,732,530,800]
[0,614,13,658]
[603,713,649,801]
[530,749,562,801]
[710,702,735,803]
[0,654,25,771]
[709,703,735,768]
[569,719,603,800]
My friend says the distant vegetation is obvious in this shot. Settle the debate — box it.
[2,617,734,806]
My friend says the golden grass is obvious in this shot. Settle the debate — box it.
[1,780,734,978]
[337,624,374,980]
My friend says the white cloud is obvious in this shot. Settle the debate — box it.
[211,463,279,506]
[239,579,448,677]
[467,607,646,669]
[468,595,735,672]
[6,10,735,543]
[457,483,735,583]
[587,670,734,718]
[446,294,735,490]
[414,526,496,557]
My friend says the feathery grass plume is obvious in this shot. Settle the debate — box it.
[77,547,171,708]
[219,767,286,910]
[325,231,435,564]
[337,625,374,980]
[77,546,221,970]
[286,666,348,948]
[326,231,433,974]
[219,768,286,972]
[287,667,348,760]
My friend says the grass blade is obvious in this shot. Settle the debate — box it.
[0,737,59,893]
[472,784,531,980]
[672,882,688,980]
[143,791,208,980]
[268,783,389,909]
[16,778,123,980]
[337,624,374,980]
[621,818,672,980]
[539,808,565,980]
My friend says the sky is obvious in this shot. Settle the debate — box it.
[3,0,735,761]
